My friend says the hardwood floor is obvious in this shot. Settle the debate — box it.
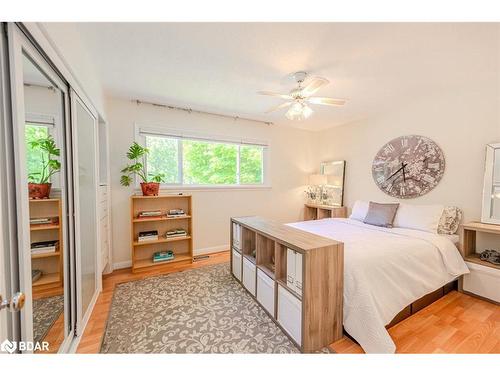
[77,252,500,354]
[330,291,500,353]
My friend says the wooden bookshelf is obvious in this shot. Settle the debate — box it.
[29,198,63,295]
[131,194,193,273]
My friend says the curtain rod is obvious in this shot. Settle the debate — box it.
[133,99,273,126]
[24,82,56,91]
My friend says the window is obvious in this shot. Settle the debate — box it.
[25,123,50,181]
[145,135,179,184]
[141,130,267,187]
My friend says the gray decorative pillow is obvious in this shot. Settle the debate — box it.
[438,206,462,234]
[363,202,400,228]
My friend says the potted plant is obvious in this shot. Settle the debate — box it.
[120,142,165,196]
[27,135,61,199]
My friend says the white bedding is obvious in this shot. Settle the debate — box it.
[287,218,469,353]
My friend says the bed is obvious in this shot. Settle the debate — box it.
[287,217,469,353]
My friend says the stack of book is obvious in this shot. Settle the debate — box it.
[137,210,163,218]
[30,217,56,225]
[31,240,58,255]
[167,209,185,218]
[138,230,159,242]
[153,250,174,263]
[165,228,187,238]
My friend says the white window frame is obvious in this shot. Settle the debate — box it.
[134,123,271,190]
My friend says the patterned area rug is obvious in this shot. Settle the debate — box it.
[33,294,64,343]
[100,263,305,353]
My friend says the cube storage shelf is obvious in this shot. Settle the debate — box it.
[131,194,193,273]
[230,216,344,352]
[29,198,63,297]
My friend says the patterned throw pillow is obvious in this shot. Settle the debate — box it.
[438,206,462,235]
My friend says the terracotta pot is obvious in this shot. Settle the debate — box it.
[140,182,160,196]
[28,183,52,199]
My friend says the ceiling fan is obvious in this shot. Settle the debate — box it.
[258,71,346,121]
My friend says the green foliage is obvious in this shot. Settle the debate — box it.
[25,126,61,184]
[183,140,237,184]
[239,145,263,184]
[146,136,179,183]
[120,142,165,186]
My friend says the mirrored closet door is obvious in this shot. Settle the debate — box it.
[71,91,99,332]
[7,24,74,352]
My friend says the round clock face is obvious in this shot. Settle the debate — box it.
[372,135,445,199]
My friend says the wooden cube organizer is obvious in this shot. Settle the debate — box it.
[230,216,344,352]
[131,194,193,273]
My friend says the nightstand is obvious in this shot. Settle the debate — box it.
[304,203,347,221]
[459,222,500,304]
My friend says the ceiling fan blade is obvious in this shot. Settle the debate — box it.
[300,77,329,97]
[257,90,293,100]
[265,101,292,113]
[307,97,346,106]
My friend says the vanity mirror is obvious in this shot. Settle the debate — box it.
[481,143,500,224]
[320,160,346,206]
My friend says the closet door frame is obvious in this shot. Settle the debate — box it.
[70,89,101,337]
[6,23,76,353]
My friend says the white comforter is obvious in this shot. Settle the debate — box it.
[287,218,469,353]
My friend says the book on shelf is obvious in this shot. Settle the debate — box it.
[153,250,175,263]
[165,228,188,238]
[31,247,56,254]
[138,230,159,242]
[30,217,56,225]
[31,240,58,254]
[166,209,185,217]
[137,210,163,218]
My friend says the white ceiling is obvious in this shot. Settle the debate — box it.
[73,23,499,131]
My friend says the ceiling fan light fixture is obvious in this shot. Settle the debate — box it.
[285,102,313,121]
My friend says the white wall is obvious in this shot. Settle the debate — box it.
[37,23,107,116]
[313,86,500,222]
[107,97,316,267]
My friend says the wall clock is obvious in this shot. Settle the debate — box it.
[372,135,445,199]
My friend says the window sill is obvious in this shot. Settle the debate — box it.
[134,185,272,192]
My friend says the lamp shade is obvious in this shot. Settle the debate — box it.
[309,174,328,186]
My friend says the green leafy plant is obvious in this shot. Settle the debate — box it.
[27,135,61,184]
[120,142,165,186]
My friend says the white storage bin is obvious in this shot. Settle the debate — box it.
[257,269,275,316]
[232,249,242,281]
[232,223,242,250]
[286,249,303,296]
[277,285,302,345]
[463,261,500,303]
[242,256,256,295]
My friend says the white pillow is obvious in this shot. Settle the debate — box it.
[350,200,370,221]
[393,203,444,233]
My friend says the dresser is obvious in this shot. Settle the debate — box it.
[230,216,344,352]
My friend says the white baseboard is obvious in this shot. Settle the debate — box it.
[112,245,229,270]
[112,260,132,270]
[193,244,229,256]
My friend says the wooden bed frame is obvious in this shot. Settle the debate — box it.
[385,279,458,329]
